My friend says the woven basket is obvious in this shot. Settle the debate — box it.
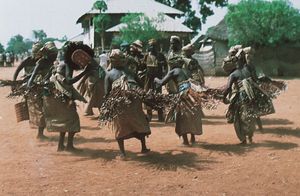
[15,101,29,122]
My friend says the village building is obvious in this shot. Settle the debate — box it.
[76,0,193,51]
[195,18,300,76]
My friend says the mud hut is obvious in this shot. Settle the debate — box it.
[197,18,300,76]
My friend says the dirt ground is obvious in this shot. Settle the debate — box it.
[0,66,300,196]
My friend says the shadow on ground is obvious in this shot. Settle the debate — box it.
[63,148,216,171]
[260,127,300,138]
[202,119,226,125]
[203,115,226,120]
[55,148,120,161]
[81,125,101,131]
[199,139,298,156]
[39,135,115,145]
[261,118,294,126]
[129,150,217,171]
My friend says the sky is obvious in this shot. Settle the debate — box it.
[0,0,300,47]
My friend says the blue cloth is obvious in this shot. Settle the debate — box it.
[178,82,191,92]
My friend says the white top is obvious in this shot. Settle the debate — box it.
[99,53,108,69]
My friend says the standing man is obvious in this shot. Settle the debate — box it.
[0,53,5,67]
[144,39,167,122]
[99,51,108,70]
[129,40,147,85]
[5,52,12,67]
[166,36,184,93]
[182,44,205,86]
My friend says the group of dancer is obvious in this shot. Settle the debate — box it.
[5,35,285,158]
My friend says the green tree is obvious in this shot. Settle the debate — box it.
[0,43,5,53]
[32,30,47,42]
[6,35,33,54]
[226,0,300,47]
[93,0,111,51]
[156,0,228,31]
[119,13,164,44]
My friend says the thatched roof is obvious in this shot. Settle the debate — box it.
[206,19,228,41]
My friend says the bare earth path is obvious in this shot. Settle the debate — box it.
[1,67,300,195]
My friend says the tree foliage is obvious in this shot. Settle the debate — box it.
[93,0,107,12]
[226,0,300,47]
[0,43,5,53]
[156,0,228,31]
[6,35,33,54]
[93,0,111,49]
[32,30,47,42]
[119,13,164,44]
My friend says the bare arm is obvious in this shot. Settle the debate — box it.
[154,69,176,88]
[66,60,99,84]
[223,73,237,97]
[104,74,112,96]
[27,58,44,88]
[13,58,31,81]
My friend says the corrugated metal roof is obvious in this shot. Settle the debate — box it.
[77,0,183,23]
[106,13,193,33]
[102,0,182,15]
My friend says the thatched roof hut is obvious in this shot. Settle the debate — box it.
[206,19,228,41]
[203,18,300,76]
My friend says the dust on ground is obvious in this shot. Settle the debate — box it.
[0,67,299,195]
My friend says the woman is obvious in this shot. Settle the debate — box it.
[30,42,95,151]
[104,49,151,158]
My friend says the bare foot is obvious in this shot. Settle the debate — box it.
[37,134,48,141]
[238,140,247,145]
[65,146,82,153]
[116,153,126,160]
[57,145,65,152]
[180,143,190,147]
[248,137,253,144]
[141,148,151,154]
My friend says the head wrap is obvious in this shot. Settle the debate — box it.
[170,36,181,44]
[109,49,125,66]
[31,42,43,58]
[228,45,243,56]
[148,39,157,46]
[182,44,195,56]
[243,46,254,54]
[39,41,58,62]
[131,40,143,52]
[222,56,237,73]
[120,41,130,48]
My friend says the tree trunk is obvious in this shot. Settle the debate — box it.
[101,21,105,52]
[101,32,105,52]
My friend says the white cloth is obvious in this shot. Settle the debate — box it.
[99,53,108,69]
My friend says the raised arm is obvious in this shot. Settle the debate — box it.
[223,73,237,98]
[13,58,31,81]
[65,59,99,85]
[27,58,45,88]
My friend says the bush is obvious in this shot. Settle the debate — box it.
[226,0,300,47]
